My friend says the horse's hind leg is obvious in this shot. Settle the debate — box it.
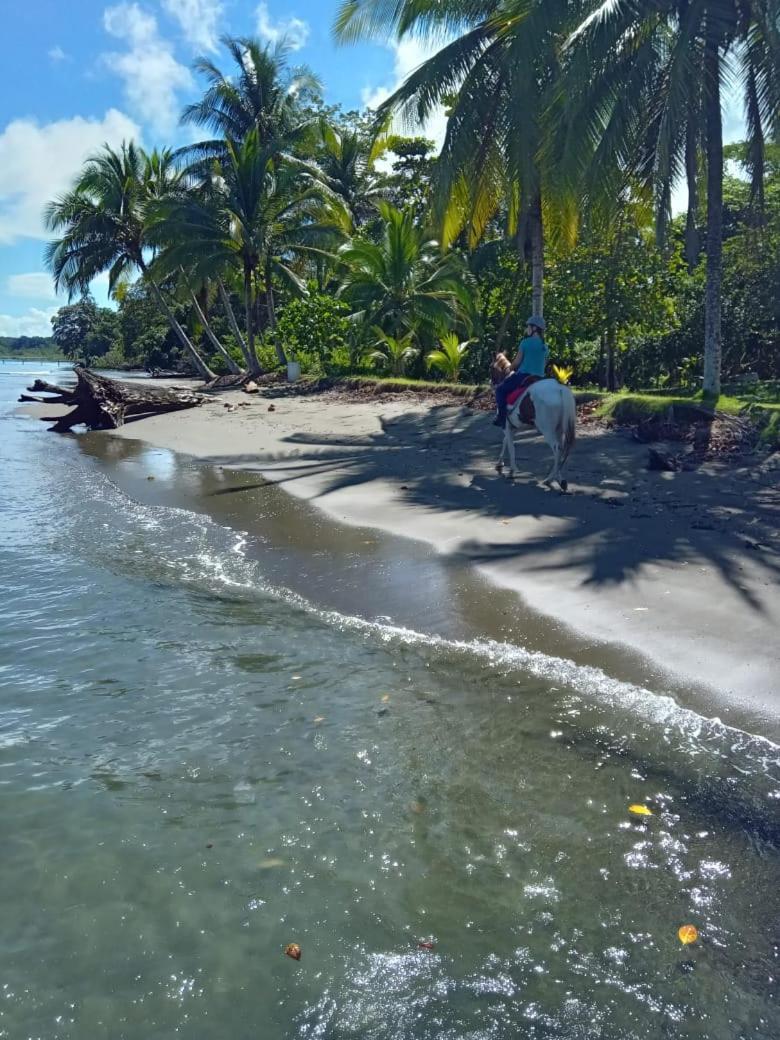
[543,443,560,487]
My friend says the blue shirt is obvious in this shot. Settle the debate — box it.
[517,335,548,377]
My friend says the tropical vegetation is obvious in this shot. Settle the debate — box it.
[43,23,777,397]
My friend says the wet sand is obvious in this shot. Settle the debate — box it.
[22,383,780,727]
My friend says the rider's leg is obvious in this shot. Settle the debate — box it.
[493,371,524,427]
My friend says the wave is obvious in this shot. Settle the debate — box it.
[48,452,780,839]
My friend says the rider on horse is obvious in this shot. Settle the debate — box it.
[492,316,549,427]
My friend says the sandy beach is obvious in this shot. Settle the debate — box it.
[23,381,780,722]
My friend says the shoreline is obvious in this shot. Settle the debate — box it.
[20,383,780,731]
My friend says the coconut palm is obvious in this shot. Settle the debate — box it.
[318,122,385,227]
[426,332,474,381]
[335,0,586,317]
[44,142,216,380]
[337,202,474,345]
[148,128,345,371]
[181,36,321,163]
[370,328,418,376]
[564,0,780,395]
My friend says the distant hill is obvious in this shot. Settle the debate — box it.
[0,336,64,361]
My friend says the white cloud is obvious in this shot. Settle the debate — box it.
[103,2,194,135]
[256,3,309,51]
[0,109,141,244]
[0,307,57,338]
[6,273,60,301]
[161,0,224,53]
[48,45,70,62]
[362,36,448,153]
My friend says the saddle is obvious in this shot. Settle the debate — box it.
[506,374,542,425]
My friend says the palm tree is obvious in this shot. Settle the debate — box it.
[334,0,584,317]
[44,142,216,380]
[426,332,474,382]
[148,129,344,371]
[370,328,418,376]
[318,122,385,228]
[337,201,474,345]
[181,36,321,161]
[564,0,780,396]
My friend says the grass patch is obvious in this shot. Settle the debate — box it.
[596,391,746,423]
[339,374,481,395]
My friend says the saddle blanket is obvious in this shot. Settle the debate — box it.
[506,374,542,424]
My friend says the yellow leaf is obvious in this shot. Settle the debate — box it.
[678,924,698,945]
[381,694,391,703]
[628,804,653,816]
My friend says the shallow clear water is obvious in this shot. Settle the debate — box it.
[1,362,778,1040]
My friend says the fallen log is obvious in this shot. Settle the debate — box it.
[22,366,207,432]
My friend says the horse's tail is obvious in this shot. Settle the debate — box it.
[558,385,576,463]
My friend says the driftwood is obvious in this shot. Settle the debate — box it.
[21,366,207,432]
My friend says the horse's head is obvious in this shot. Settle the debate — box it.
[490,352,512,386]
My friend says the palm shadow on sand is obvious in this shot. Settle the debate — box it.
[186,403,779,615]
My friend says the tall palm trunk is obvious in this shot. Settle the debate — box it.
[186,282,242,375]
[243,265,257,376]
[529,192,544,317]
[702,26,723,398]
[684,116,701,270]
[264,259,287,366]
[218,278,260,374]
[138,261,215,381]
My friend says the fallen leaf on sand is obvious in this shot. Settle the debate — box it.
[678,925,698,945]
[285,943,302,960]
[628,804,653,817]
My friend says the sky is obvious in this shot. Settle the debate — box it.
[0,0,747,338]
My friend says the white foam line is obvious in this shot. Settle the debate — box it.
[87,465,780,766]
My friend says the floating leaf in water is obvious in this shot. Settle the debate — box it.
[678,925,698,945]
[417,941,435,951]
[409,800,426,814]
[259,857,286,869]
[292,675,302,680]
[381,694,391,703]
[628,804,653,816]
[285,943,302,960]
[313,716,325,724]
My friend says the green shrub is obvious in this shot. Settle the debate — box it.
[274,295,352,374]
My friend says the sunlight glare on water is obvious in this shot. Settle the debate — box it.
[0,364,778,1040]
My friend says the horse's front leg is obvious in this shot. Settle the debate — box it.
[507,422,519,478]
[496,428,507,473]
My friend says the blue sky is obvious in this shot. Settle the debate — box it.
[0,0,747,338]
[0,0,416,336]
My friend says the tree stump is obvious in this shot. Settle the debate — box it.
[21,367,207,432]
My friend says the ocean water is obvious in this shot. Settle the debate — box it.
[1,361,778,1040]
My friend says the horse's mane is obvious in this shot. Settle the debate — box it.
[490,352,512,386]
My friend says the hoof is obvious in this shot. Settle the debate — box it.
[559,479,568,493]
[496,463,504,474]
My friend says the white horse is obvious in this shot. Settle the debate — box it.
[494,376,576,491]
